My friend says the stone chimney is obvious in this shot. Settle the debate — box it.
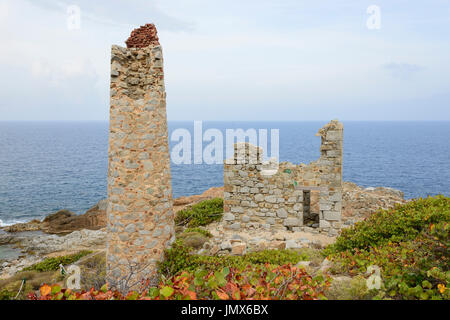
[106,24,174,292]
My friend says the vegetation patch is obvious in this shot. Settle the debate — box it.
[182,227,212,238]
[30,265,330,300]
[325,196,449,300]
[158,242,309,276]
[175,198,223,227]
[326,195,449,253]
[22,251,92,272]
[76,252,106,291]
[0,270,62,300]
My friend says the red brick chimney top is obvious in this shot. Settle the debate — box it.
[125,23,160,48]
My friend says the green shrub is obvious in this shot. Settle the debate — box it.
[22,251,92,272]
[325,275,377,300]
[77,252,106,291]
[0,270,61,300]
[177,232,210,249]
[326,196,449,254]
[175,198,223,227]
[0,289,14,300]
[158,242,309,276]
[325,196,450,300]
[182,227,212,238]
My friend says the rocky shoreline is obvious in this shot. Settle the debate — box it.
[0,182,406,279]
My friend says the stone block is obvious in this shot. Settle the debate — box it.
[230,223,241,231]
[276,208,288,218]
[265,195,277,203]
[223,212,236,221]
[323,211,340,221]
[283,218,301,227]
[319,220,331,228]
[286,240,300,249]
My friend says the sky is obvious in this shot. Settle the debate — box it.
[0,0,449,121]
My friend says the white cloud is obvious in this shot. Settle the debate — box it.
[0,0,449,121]
[31,59,98,86]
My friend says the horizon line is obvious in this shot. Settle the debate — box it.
[1,120,450,123]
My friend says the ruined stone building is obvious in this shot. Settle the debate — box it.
[105,23,344,290]
[223,120,344,237]
[106,24,174,290]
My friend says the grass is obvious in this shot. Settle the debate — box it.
[175,198,223,227]
[22,251,92,272]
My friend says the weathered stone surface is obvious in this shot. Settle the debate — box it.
[21,229,106,254]
[230,223,241,231]
[341,182,406,224]
[285,239,300,249]
[283,218,301,227]
[223,120,344,235]
[125,23,160,48]
[220,240,232,251]
[223,213,235,221]
[231,243,246,255]
[106,25,174,292]
[276,208,288,218]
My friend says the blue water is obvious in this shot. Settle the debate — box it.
[0,121,449,226]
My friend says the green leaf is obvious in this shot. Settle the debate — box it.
[51,285,61,295]
[222,267,230,277]
[194,277,204,286]
[54,292,64,300]
[207,278,218,289]
[126,292,139,300]
[161,286,174,298]
[148,287,160,298]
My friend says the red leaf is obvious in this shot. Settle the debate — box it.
[216,290,229,300]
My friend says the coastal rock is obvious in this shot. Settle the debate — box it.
[44,202,107,234]
[2,219,42,233]
[342,182,406,223]
[20,229,106,254]
[2,200,107,235]
[0,233,17,245]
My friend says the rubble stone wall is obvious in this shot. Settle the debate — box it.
[106,41,174,290]
[223,120,343,237]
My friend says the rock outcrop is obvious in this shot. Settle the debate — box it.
[341,182,406,226]
[2,200,107,234]
[20,229,106,255]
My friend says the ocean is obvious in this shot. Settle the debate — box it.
[0,121,449,226]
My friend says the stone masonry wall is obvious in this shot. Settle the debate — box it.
[106,35,175,290]
[223,120,343,237]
